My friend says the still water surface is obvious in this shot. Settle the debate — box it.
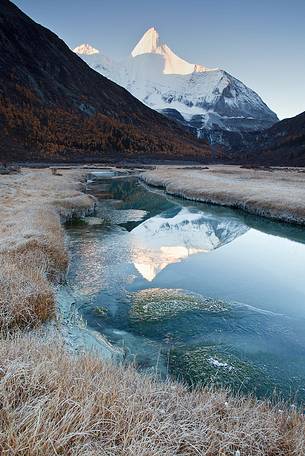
[64,175,305,402]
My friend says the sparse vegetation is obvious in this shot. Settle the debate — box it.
[129,288,228,321]
[0,168,304,455]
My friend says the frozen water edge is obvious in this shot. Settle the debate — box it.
[55,286,124,360]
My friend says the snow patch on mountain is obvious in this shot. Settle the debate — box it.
[73,43,99,55]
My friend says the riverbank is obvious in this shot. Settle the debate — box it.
[0,168,304,455]
[0,168,95,330]
[141,165,305,225]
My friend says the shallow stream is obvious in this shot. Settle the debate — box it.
[60,174,305,403]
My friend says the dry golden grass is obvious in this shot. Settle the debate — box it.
[141,165,305,225]
[0,168,304,455]
[0,255,54,330]
[0,168,94,330]
[0,333,303,456]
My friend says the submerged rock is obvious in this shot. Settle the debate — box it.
[93,306,108,316]
[169,345,271,396]
[129,288,229,321]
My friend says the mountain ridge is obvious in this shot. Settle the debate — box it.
[236,110,305,165]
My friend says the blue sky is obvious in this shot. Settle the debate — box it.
[14,0,305,119]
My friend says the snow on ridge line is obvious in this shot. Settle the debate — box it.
[73,43,99,55]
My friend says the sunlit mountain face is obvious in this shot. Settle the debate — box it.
[74,27,278,149]
[129,206,248,281]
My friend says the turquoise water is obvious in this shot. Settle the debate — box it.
[65,175,305,402]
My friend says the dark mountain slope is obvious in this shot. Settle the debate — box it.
[0,0,210,162]
[237,111,305,165]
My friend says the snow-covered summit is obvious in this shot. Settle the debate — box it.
[73,43,99,55]
[74,28,278,142]
[131,27,209,75]
[131,27,160,57]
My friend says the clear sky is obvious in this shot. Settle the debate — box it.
[14,0,305,120]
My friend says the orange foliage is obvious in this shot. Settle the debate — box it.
[0,87,210,162]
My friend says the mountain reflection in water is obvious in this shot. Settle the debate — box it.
[130,206,248,281]
[63,176,305,403]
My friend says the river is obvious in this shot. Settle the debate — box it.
[59,173,305,403]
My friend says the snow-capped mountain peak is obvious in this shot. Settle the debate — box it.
[73,43,99,55]
[131,27,209,75]
[131,27,160,57]
[74,29,278,143]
